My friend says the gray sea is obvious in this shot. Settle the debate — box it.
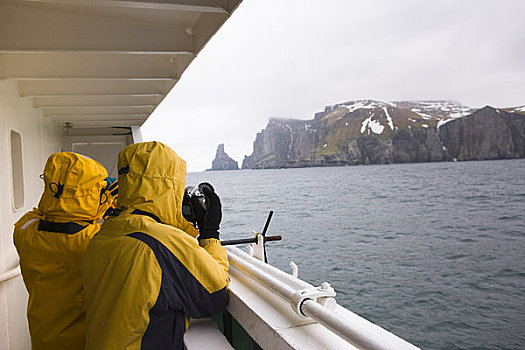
[187,159,525,350]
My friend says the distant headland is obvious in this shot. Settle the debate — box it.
[210,100,525,170]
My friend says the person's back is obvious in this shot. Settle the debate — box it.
[13,152,117,350]
[83,141,229,350]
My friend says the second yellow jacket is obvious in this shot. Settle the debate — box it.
[83,142,229,350]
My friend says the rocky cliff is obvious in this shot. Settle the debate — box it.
[210,144,239,171]
[242,101,525,169]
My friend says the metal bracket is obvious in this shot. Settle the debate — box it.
[289,261,298,278]
[291,282,337,317]
[244,211,275,263]
[250,231,265,261]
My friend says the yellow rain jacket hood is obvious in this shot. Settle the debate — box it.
[116,141,199,236]
[13,152,117,350]
[83,141,229,350]
[38,152,114,223]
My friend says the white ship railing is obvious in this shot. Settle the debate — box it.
[0,265,21,283]
[226,246,419,350]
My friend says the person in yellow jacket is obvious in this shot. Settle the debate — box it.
[83,141,229,350]
[13,152,118,350]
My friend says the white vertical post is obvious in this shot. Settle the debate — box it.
[131,126,143,143]
[251,232,265,261]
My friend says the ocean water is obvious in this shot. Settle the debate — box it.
[187,159,525,350]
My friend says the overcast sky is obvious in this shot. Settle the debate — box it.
[142,0,525,172]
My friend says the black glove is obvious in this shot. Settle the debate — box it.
[192,182,222,240]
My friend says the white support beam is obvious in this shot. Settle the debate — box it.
[42,104,156,110]
[43,105,155,117]
[0,3,198,52]
[33,95,163,108]
[0,52,191,79]
[0,50,193,55]
[48,114,147,122]
[52,119,144,127]
[192,11,233,53]
[9,0,229,14]
[18,79,176,96]
[26,93,164,98]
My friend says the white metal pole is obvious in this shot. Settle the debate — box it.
[228,246,311,290]
[301,299,393,350]
[0,265,21,283]
[227,247,418,350]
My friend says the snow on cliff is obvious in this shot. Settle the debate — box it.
[329,100,478,134]
[361,112,385,134]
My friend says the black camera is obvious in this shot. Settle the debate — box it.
[182,183,209,226]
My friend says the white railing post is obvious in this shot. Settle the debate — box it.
[131,126,143,143]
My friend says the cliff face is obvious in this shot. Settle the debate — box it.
[242,101,525,169]
[439,107,525,160]
[211,144,239,170]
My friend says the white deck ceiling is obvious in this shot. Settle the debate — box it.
[0,0,242,133]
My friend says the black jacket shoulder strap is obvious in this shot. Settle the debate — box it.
[38,220,87,234]
[131,209,162,224]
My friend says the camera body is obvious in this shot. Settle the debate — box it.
[182,185,207,226]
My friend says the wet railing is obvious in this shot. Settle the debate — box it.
[0,265,21,283]
[226,246,420,350]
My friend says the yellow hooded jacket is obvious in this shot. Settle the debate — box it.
[83,141,229,350]
[13,152,117,350]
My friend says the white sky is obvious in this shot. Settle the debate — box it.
[142,0,525,172]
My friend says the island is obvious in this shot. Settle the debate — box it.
[209,144,239,171]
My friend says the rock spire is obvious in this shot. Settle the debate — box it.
[210,144,239,171]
